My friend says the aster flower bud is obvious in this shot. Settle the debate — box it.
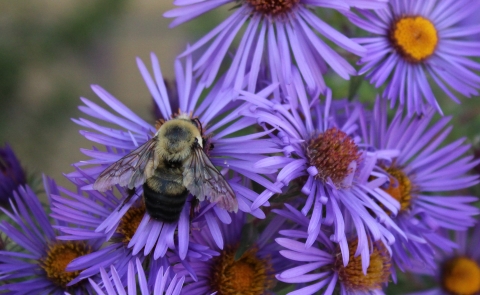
[0,144,26,205]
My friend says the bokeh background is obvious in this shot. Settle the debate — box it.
[1,2,479,293]
[0,0,229,190]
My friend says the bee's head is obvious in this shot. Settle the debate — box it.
[157,118,202,161]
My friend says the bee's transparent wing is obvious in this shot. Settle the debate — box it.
[93,137,159,192]
[182,146,238,212]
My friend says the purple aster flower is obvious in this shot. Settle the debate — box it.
[50,173,216,285]
[358,97,479,271]
[348,0,480,115]
[65,52,280,265]
[406,225,480,295]
[275,204,392,295]
[0,177,101,295]
[0,143,26,204]
[174,210,288,294]
[89,258,184,295]
[239,69,402,266]
[164,0,370,93]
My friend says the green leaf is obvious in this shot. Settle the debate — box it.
[348,75,364,100]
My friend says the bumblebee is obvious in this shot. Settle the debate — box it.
[93,114,238,222]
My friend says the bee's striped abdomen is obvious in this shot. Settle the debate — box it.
[143,165,188,223]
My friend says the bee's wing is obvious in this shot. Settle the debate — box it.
[182,146,238,212]
[93,137,159,192]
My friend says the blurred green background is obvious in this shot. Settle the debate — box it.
[0,0,228,191]
[1,1,479,294]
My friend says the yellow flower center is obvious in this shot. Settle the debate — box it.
[442,256,480,295]
[245,0,300,17]
[336,240,391,291]
[41,241,92,288]
[390,16,438,62]
[307,127,360,186]
[117,204,145,244]
[209,246,275,295]
[383,166,412,212]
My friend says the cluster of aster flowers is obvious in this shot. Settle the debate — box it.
[1,0,480,294]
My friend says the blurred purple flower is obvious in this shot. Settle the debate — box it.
[406,226,480,295]
[0,144,26,204]
[89,258,184,295]
[174,210,287,294]
[275,204,392,295]
[359,97,479,271]
[239,69,402,266]
[164,0,372,93]
[349,0,480,115]
[0,178,101,295]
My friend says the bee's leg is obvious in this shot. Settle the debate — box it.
[118,187,136,211]
[189,197,200,221]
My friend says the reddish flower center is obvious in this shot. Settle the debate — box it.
[307,127,360,186]
[245,0,300,17]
